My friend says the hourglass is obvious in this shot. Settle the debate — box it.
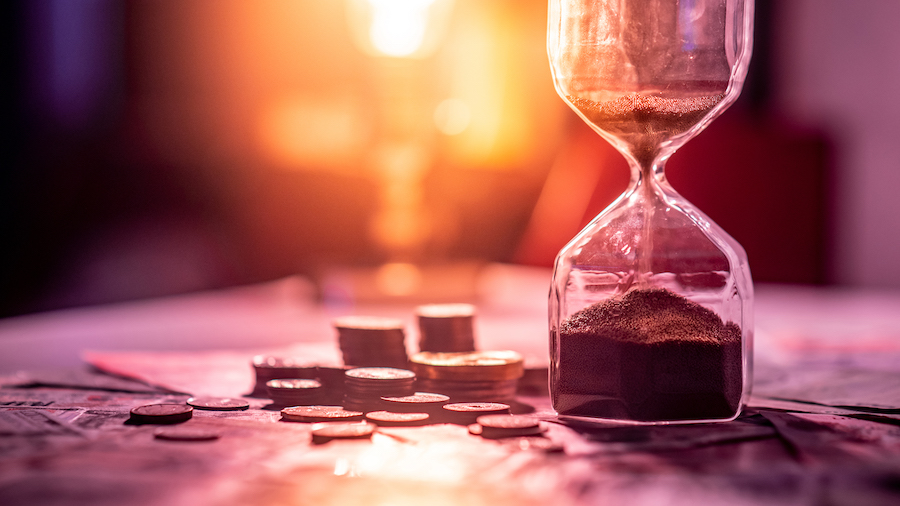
[548,0,754,423]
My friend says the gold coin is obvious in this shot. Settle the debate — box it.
[410,351,524,381]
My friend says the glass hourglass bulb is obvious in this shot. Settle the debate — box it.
[547,0,754,424]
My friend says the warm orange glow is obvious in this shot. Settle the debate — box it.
[433,98,471,135]
[258,95,368,170]
[375,262,423,296]
[368,0,436,57]
[347,0,454,59]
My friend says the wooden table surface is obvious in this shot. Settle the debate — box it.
[2,265,900,506]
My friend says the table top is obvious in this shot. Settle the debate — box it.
[2,264,900,506]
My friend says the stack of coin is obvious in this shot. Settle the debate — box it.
[343,367,416,412]
[251,355,345,401]
[410,350,524,402]
[266,379,323,407]
[416,303,477,352]
[333,316,409,369]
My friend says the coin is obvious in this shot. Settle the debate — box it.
[130,404,193,424]
[410,351,524,381]
[281,406,364,423]
[442,402,510,424]
[333,316,410,369]
[267,379,322,389]
[345,367,416,381]
[267,379,324,407]
[380,392,449,413]
[416,303,476,353]
[365,411,430,427]
[475,415,544,438]
[250,355,334,398]
[153,426,220,441]
[186,397,250,411]
[311,421,376,442]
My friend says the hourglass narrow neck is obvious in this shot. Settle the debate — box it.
[625,150,670,201]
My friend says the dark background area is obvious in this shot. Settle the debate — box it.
[0,0,836,317]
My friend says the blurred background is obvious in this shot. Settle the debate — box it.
[0,0,898,318]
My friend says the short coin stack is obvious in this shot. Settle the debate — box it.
[266,379,323,407]
[416,303,477,352]
[333,316,409,369]
[251,355,345,401]
[343,367,417,413]
[410,350,524,403]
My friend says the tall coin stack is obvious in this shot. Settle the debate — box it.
[342,367,417,413]
[416,303,477,352]
[333,316,409,369]
[410,350,524,403]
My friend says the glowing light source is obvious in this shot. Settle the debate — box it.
[368,0,434,57]
[347,0,454,59]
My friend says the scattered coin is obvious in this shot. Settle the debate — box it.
[311,421,376,442]
[153,426,220,441]
[130,404,193,424]
[380,392,450,413]
[365,411,430,427]
[416,303,477,352]
[442,402,510,425]
[475,415,544,438]
[281,406,364,423]
[186,397,250,411]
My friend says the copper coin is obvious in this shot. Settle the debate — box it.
[443,402,510,414]
[130,404,193,424]
[475,415,543,438]
[311,421,376,441]
[442,402,510,424]
[281,406,364,423]
[153,426,220,441]
[381,392,449,404]
[345,367,416,381]
[476,414,540,430]
[365,411,430,426]
[187,397,250,411]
